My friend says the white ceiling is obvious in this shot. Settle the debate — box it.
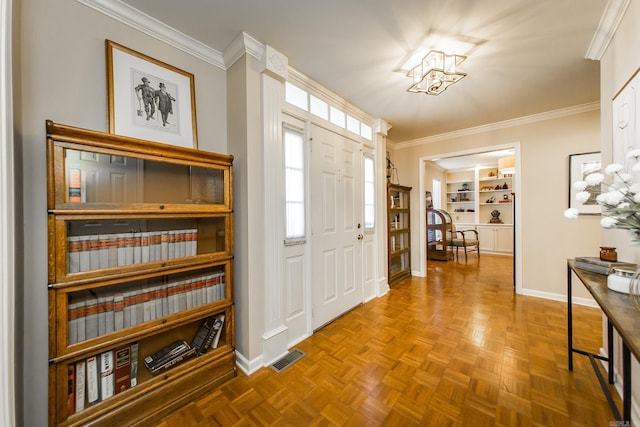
[120,0,607,143]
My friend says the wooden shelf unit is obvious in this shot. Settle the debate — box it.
[387,184,412,285]
[46,121,236,426]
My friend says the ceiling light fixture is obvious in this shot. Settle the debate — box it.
[407,50,467,95]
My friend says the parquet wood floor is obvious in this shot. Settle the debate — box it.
[157,255,621,426]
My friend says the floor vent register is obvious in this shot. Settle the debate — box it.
[270,348,305,373]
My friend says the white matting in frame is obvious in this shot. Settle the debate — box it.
[106,40,198,149]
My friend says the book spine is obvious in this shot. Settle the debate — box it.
[168,230,176,260]
[68,364,75,416]
[67,236,81,274]
[141,232,150,263]
[124,233,134,266]
[211,314,225,349]
[89,235,100,271]
[84,292,99,340]
[86,355,100,405]
[105,293,115,334]
[98,234,110,269]
[68,168,82,203]
[117,233,127,267]
[100,350,114,401]
[130,342,139,387]
[108,234,118,268]
[114,345,131,394]
[97,292,107,337]
[133,232,142,265]
[160,231,169,260]
[75,360,85,413]
[79,236,90,273]
[114,292,124,331]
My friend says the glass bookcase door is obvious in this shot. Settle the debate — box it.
[54,147,230,210]
[54,216,231,281]
[61,262,230,351]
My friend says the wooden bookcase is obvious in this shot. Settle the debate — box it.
[46,121,236,426]
[387,184,412,285]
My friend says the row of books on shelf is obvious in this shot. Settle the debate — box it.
[574,256,637,275]
[67,271,226,345]
[67,314,225,415]
[67,342,139,415]
[67,229,199,273]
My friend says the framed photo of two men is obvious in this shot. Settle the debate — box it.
[106,39,198,149]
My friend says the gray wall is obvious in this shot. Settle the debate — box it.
[16,1,227,425]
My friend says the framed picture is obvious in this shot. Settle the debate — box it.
[106,40,198,149]
[568,151,601,214]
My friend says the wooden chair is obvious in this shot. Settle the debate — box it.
[448,224,480,261]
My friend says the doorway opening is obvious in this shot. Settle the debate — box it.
[418,144,521,293]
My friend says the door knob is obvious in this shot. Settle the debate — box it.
[357,234,364,240]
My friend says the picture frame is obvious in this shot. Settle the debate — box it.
[568,151,601,214]
[612,66,640,175]
[106,40,198,149]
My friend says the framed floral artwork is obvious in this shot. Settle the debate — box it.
[106,40,198,149]
[568,151,601,215]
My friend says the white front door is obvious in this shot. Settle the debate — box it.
[310,124,363,330]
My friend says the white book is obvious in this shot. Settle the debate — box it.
[97,292,107,337]
[160,231,169,260]
[168,280,180,315]
[161,281,169,317]
[189,229,198,256]
[114,292,124,331]
[86,355,99,405]
[168,230,176,260]
[84,293,99,340]
[98,234,110,269]
[105,293,115,334]
[79,236,91,273]
[75,360,86,413]
[195,277,204,307]
[135,285,144,325]
[123,288,133,328]
[141,232,150,263]
[67,297,82,345]
[142,286,153,322]
[185,278,194,310]
[130,342,139,387]
[210,314,225,349]
[89,235,100,271]
[124,233,134,266]
[67,236,81,274]
[177,230,186,258]
[107,234,118,268]
[154,284,164,319]
[100,350,114,400]
[117,233,127,267]
[177,280,187,312]
[76,295,86,343]
[133,232,142,265]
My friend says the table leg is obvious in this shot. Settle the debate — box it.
[568,264,573,371]
[623,342,631,422]
[608,320,614,384]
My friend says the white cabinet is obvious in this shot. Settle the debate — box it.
[477,225,513,254]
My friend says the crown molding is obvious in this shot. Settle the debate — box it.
[394,101,600,150]
[75,0,226,69]
[585,0,631,60]
[222,31,265,68]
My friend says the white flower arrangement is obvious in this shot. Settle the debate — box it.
[564,149,640,241]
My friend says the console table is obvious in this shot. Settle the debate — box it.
[567,259,640,422]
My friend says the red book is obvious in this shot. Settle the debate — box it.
[114,345,131,394]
